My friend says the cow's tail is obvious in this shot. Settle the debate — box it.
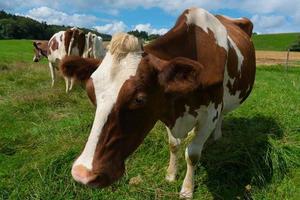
[59,56,101,83]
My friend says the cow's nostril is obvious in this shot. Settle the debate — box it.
[71,164,96,185]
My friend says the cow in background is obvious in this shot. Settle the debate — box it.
[33,40,48,62]
[82,32,106,59]
[32,28,106,92]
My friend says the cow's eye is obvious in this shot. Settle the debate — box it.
[129,93,147,109]
[134,95,146,105]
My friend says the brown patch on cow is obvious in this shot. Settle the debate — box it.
[64,29,74,53]
[59,55,101,82]
[66,29,86,56]
[77,30,86,56]
[60,34,63,42]
[50,38,59,51]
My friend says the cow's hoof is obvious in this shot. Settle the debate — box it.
[165,174,176,182]
[179,188,193,199]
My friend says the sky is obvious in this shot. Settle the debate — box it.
[1,0,300,35]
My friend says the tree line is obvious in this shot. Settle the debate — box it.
[0,10,162,42]
[0,10,111,41]
[127,30,161,41]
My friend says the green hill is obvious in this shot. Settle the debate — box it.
[252,33,300,51]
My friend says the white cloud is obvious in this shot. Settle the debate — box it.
[251,15,286,33]
[18,6,100,27]
[93,21,127,35]
[133,23,168,35]
[5,0,300,33]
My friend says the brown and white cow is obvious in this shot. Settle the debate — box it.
[33,40,49,62]
[33,28,105,92]
[71,8,256,199]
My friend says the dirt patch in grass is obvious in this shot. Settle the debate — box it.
[256,50,300,66]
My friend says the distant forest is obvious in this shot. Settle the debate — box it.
[0,10,163,42]
[0,10,112,41]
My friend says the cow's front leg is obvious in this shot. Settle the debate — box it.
[180,107,221,199]
[213,114,223,140]
[165,126,181,182]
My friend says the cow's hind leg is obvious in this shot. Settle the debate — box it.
[49,62,56,87]
[165,126,181,182]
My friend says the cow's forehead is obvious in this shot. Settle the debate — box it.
[91,52,141,97]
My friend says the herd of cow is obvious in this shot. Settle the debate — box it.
[33,27,105,92]
[31,8,256,199]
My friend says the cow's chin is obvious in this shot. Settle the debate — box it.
[87,162,125,188]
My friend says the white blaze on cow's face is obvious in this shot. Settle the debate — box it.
[71,33,142,185]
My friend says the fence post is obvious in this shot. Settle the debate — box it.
[285,49,290,71]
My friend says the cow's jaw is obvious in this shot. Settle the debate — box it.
[72,52,142,184]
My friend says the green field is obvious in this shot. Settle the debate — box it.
[0,40,300,199]
[252,33,300,51]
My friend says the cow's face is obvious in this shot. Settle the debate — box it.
[33,42,44,62]
[71,33,204,187]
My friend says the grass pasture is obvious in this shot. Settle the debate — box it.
[252,33,300,51]
[0,40,300,199]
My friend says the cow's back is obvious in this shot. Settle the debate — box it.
[218,16,256,113]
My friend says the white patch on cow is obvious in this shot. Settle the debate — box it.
[171,102,219,139]
[228,36,244,74]
[185,8,228,51]
[223,36,245,113]
[171,105,197,139]
[73,52,141,170]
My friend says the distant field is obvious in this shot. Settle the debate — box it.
[0,40,300,200]
[256,50,300,66]
[252,33,300,51]
[0,40,36,63]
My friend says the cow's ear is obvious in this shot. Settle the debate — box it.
[157,57,203,94]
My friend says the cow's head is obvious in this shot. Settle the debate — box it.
[33,41,48,62]
[71,32,224,187]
